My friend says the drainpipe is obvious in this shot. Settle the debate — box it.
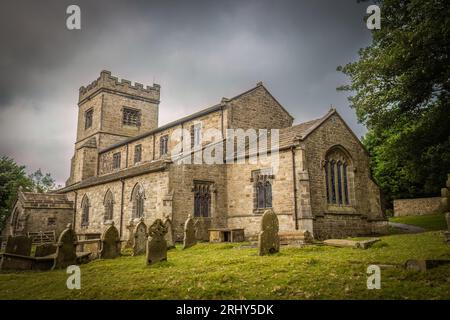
[120,179,125,237]
[291,146,299,230]
[73,191,78,227]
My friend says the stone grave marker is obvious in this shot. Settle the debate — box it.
[5,235,32,256]
[194,218,209,242]
[183,215,197,249]
[258,209,280,256]
[132,219,147,256]
[146,219,168,265]
[35,243,57,257]
[53,223,77,269]
[163,217,175,249]
[100,222,121,259]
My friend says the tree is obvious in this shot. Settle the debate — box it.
[29,169,56,193]
[0,156,34,230]
[338,0,450,203]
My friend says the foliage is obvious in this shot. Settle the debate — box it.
[0,232,449,299]
[0,157,56,231]
[0,156,33,230]
[29,169,56,193]
[338,0,450,202]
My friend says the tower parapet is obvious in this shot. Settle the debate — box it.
[79,70,160,104]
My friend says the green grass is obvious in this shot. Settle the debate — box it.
[389,213,447,231]
[0,231,449,300]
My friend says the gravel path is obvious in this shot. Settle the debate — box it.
[389,222,426,233]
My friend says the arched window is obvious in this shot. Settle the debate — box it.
[104,190,114,221]
[131,183,145,219]
[324,147,352,206]
[81,195,90,226]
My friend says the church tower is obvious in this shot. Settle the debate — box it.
[66,70,160,186]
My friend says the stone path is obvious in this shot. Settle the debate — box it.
[389,222,426,233]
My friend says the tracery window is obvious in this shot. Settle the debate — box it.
[131,183,145,219]
[104,190,114,221]
[252,168,273,211]
[81,195,90,226]
[193,181,212,217]
[324,147,351,206]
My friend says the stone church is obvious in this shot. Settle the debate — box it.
[2,71,387,242]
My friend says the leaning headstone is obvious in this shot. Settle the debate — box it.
[258,209,280,256]
[5,235,32,256]
[163,217,175,249]
[132,219,147,256]
[146,219,168,265]
[100,222,121,259]
[183,215,197,249]
[53,223,77,269]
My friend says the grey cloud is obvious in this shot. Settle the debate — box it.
[0,0,374,184]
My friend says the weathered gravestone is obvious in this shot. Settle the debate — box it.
[183,215,197,249]
[5,235,32,256]
[132,219,147,256]
[146,219,168,265]
[258,209,280,256]
[163,217,175,249]
[194,218,209,242]
[35,243,57,257]
[405,259,450,272]
[100,222,121,259]
[52,223,78,269]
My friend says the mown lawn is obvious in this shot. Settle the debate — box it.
[0,231,449,300]
[389,213,447,231]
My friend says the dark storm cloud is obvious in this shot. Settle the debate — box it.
[0,0,375,184]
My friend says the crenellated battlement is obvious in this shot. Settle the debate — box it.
[79,70,160,103]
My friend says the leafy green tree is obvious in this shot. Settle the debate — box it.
[338,0,450,203]
[0,156,34,230]
[29,169,56,193]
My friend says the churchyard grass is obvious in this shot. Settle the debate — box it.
[389,213,447,231]
[0,231,449,299]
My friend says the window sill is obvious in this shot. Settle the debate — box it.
[253,208,272,214]
[325,205,356,214]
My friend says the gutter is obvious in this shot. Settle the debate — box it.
[291,146,299,230]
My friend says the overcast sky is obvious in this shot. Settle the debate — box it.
[0,0,375,185]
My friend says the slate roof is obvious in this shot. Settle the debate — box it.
[57,159,168,193]
[16,191,73,209]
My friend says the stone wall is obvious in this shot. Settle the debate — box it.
[169,163,227,240]
[69,169,170,242]
[228,83,293,130]
[226,150,296,239]
[98,109,224,176]
[301,112,386,238]
[3,192,73,239]
[393,197,444,217]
